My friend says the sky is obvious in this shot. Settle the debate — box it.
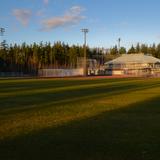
[1,0,160,48]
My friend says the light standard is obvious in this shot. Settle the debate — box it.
[81,28,89,76]
[0,28,5,49]
[118,38,121,54]
[0,27,5,36]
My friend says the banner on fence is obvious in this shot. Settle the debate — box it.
[38,68,84,77]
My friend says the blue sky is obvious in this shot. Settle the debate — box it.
[1,0,160,48]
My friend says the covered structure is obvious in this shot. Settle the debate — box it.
[87,59,99,75]
[105,53,160,76]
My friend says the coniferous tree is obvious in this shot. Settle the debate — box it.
[119,47,126,54]
[140,44,148,54]
[110,45,118,55]
[128,45,136,54]
[135,43,141,53]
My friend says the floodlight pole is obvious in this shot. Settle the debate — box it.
[81,28,89,76]
[0,28,5,49]
[118,38,121,54]
[0,27,5,36]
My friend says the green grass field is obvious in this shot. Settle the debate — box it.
[0,77,160,160]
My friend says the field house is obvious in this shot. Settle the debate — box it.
[105,53,160,76]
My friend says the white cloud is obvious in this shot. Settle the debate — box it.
[13,9,32,26]
[41,6,85,31]
[69,6,85,15]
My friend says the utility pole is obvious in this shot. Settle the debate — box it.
[118,38,121,54]
[0,27,5,49]
[81,28,89,76]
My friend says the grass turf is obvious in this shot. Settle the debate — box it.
[0,77,160,160]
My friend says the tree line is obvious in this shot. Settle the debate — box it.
[0,41,160,74]
[110,43,160,58]
[0,42,104,74]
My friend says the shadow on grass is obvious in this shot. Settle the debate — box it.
[0,96,160,160]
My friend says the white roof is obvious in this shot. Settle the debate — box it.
[105,54,160,64]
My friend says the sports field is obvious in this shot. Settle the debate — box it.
[0,77,160,160]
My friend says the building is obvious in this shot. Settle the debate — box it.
[104,53,160,76]
[87,59,98,75]
[87,59,106,75]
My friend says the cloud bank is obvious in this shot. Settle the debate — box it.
[41,6,85,31]
[13,9,32,26]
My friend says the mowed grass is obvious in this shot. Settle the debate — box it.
[0,77,160,160]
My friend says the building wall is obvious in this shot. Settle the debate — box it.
[105,70,124,75]
[105,68,157,76]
